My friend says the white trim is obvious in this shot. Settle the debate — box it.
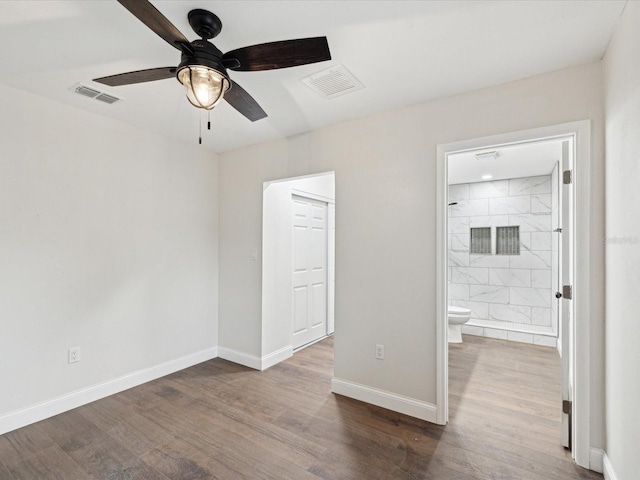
[0,346,218,436]
[218,345,293,371]
[603,453,619,480]
[331,378,438,423]
[261,345,293,370]
[573,120,592,469]
[589,448,604,474]
[436,143,448,425]
[217,346,262,370]
[291,188,335,205]
[263,171,335,189]
[436,120,592,468]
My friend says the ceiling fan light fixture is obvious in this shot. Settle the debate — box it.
[177,65,229,110]
[93,2,331,121]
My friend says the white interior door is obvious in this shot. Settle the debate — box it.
[292,195,328,349]
[327,203,336,334]
[560,139,574,450]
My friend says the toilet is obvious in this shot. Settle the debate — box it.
[448,306,471,343]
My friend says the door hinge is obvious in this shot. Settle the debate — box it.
[562,285,573,300]
[563,400,572,415]
[563,170,572,185]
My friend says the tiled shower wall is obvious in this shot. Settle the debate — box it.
[448,173,558,345]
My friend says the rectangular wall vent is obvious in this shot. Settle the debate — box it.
[71,83,122,105]
[301,65,364,99]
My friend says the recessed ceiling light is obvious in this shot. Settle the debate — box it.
[482,174,493,180]
[475,151,499,161]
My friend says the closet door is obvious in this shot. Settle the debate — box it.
[292,195,328,349]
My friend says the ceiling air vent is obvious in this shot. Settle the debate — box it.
[95,93,120,105]
[71,83,122,105]
[301,65,364,99]
[75,85,101,99]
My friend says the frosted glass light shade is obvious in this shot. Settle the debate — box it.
[177,66,229,110]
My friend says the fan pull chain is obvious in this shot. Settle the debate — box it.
[208,110,211,130]
[199,114,202,145]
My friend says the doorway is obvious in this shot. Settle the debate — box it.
[262,172,335,362]
[436,121,592,469]
[446,138,566,342]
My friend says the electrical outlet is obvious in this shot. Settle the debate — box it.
[375,344,384,360]
[68,347,80,364]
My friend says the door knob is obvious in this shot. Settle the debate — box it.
[555,291,562,299]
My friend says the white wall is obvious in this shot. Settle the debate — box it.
[262,173,335,358]
[603,2,640,477]
[218,61,605,442]
[0,85,219,428]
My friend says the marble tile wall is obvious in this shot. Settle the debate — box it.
[448,174,558,339]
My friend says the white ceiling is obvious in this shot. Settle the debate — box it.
[448,139,563,185]
[0,1,626,153]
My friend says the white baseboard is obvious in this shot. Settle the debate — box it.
[589,448,604,473]
[217,347,262,370]
[603,452,619,480]
[218,345,293,371]
[331,378,438,423]
[261,345,293,370]
[0,346,218,436]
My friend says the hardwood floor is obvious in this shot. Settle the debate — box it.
[0,335,602,479]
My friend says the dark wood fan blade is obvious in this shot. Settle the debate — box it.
[224,81,267,121]
[117,0,192,53]
[94,67,177,87]
[222,37,330,71]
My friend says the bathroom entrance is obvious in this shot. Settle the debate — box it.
[446,139,565,347]
[436,121,592,469]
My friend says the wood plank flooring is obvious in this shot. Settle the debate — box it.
[0,335,602,479]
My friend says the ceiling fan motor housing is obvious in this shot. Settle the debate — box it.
[176,40,229,81]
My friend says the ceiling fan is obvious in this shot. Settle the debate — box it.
[93,0,332,122]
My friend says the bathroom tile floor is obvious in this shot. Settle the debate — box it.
[0,335,601,479]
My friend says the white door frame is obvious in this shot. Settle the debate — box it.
[436,120,591,469]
